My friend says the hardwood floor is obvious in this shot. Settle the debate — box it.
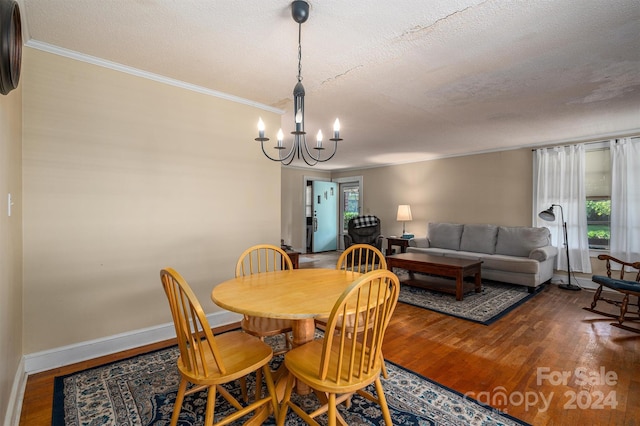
[19,253,639,425]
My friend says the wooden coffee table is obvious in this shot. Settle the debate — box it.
[386,252,482,301]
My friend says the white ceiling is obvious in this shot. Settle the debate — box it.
[20,0,640,170]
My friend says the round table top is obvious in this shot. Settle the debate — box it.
[211,268,360,319]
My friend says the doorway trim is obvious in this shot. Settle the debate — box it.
[302,175,332,253]
[302,175,363,253]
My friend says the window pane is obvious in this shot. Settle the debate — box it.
[342,187,359,230]
[585,149,611,197]
[586,198,610,249]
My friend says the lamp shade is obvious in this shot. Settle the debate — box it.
[397,205,412,222]
[538,206,556,221]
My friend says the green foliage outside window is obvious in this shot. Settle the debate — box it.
[344,212,358,223]
[586,200,611,220]
[586,199,611,242]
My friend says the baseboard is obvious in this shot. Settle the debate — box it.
[4,357,26,426]
[23,310,242,374]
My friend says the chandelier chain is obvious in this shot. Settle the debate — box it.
[297,24,302,82]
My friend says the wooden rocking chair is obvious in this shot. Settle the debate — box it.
[583,254,640,333]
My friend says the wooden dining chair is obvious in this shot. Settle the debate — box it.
[278,269,400,426]
[317,243,390,378]
[336,243,387,273]
[583,254,640,333]
[160,268,279,425]
[235,244,294,355]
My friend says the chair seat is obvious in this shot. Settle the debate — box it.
[241,316,293,337]
[284,338,381,394]
[592,275,640,293]
[177,331,273,384]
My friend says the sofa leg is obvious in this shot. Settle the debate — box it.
[528,287,535,294]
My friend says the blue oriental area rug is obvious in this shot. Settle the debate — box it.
[397,278,543,325]
[53,343,529,425]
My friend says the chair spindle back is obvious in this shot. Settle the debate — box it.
[337,243,387,274]
[160,268,225,377]
[236,244,293,277]
[319,269,399,384]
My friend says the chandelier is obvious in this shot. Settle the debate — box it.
[255,0,342,166]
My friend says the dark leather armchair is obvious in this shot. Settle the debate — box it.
[344,215,383,251]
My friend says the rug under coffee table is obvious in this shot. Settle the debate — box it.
[387,252,482,301]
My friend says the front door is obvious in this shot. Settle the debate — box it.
[312,181,338,252]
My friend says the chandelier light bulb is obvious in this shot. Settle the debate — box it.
[257,117,265,138]
[316,130,323,148]
[277,129,284,148]
[333,119,340,139]
[295,109,303,124]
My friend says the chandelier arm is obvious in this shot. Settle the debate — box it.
[299,135,339,164]
[293,134,318,166]
[300,134,322,163]
[316,140,340,163]
[259,140,296,163]
[281,150,296,166]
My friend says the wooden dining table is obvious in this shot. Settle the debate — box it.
[211,268,360,349]
[212,268,360,396]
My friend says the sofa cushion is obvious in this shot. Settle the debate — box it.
[460,224,498,254]
[482,254,541,275]
[428,222,464,250]
[445,250,483,261]
[406,247,449,256]
[495,226,551,257]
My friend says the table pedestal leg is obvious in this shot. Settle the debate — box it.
[289,319,316,395]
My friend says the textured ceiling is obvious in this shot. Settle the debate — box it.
[20,0,640,170]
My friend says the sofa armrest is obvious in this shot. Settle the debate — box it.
[529,245,558,262]
[409,237,430,248]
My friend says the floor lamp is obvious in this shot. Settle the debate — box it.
[538,204,581,291]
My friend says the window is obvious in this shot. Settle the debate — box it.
[585,147,611,250]
[342,185,359,230]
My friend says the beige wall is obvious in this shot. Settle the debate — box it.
[313,148,607,277]
[0,77,23,424]
[22,48,282,353]
[332,149,534,239]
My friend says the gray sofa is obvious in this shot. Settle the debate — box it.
[407,222,558,290]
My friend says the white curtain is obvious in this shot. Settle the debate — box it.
[609,137,640,268]
[534,144,592,273]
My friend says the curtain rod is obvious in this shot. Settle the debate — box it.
[531,134,639,151]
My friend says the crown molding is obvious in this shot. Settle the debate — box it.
[25,39,284,115]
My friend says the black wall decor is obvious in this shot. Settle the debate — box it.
[0,0,21,95]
